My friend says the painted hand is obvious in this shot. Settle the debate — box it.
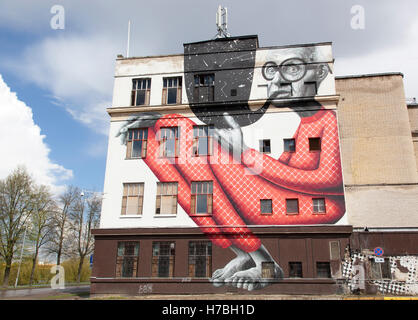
[115,112,162,145]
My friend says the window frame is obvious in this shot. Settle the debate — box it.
[126,128,148,159]
[190,181,213,216]
[288,261,303,278]
[158,127,180,158]
[162,77,182,105]
[192,125,213,156]
[121,183,144,216]
[151,241,176,278]
[283,138,296,153]
[193,74,215,103]
[259,139,271,154]
[131,78,151,106]
[312,198,326,214]
[188,241,212,278]
[155,182,178,215]
[316,261,332,278]
[115,241,140,278]
[260,199,273,215]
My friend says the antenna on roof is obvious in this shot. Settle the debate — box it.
[126,20,131,58]
[215,5,230,38]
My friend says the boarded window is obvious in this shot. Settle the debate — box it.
[289,262,303,278]
[286,199,299,214]
[371,258,392,280]
[162,77,182,105]
[329,241,340,261]
[152,242,175,278]
[260,199,273,214]
[131,78,151,106]
[309,137,321,151]
[115,241,139,278]
[188,241,212,278]
[316,262,331,278]
[155,182,178,215]
[126,128,148,159]
[262,262,275,278]
[121,183,144,215]
[191,181,213,215]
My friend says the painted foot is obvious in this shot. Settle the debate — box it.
[210,255,255,287]
[226,263,284,291]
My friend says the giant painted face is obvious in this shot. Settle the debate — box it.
[262,47,330,103]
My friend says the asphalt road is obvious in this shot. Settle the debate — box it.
[0,285,90,299]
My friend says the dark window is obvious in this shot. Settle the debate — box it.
[260,199,273,214]
[191,181,213,215]
[370,258,392,280]
[289,262,303,278]
[280,83,293,96]
[188,241,212,278]
[309,137,321,151]
[193,126,213,156]
[121,183,144,215]
[194,74,215,103]
[286,199,299,214]
[284,138,296,152]
[131,78,151,106]
[304,82,318,96]
[262,262,275,278]
[159,127,179,157]
[316,262,331,278]
[152,242,175,277]
[313,198,326,213]
[163,77,182,105]
[259,139,271,154]
[116,242,139,278]
[126,129,148,158]
[230,89,237,96]
[155,182,178,215]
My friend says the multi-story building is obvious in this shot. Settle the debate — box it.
[91,35,418,296]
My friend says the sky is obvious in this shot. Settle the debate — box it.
[0,0,418,195]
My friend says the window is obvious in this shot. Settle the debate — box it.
[188,241,212,278]
[370,259,392,280]
[313,198,326,214]
[159,127,179,157]
[259,139,271,154]
[286,199,299,215]
[116,242,139,278]
[193,74,215,103]
[280,83,293,96]
[309,137,321,151]
[316,262,331,278]
[193,126,213,156]
[126,129,148,159]
[131,78,151,106]
[191,181,213,215]
[329,241,341,261]
[260,199,273,214]
[289,262,303,278]
[121,183,144,215]
[152,242,175,277]
[284,138,296,152]
[155,182,178,215]
[304,82,318,96]
[163,77,182,105]
[262,262,275,278]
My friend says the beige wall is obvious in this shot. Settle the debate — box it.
[407,105,418,171]
[336,74,418,228]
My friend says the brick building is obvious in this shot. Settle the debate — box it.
[91,35,418,296]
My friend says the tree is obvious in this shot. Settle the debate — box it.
[28,185,56,286]
[45,186,79,266]
[0,167,35,287]
[67,191,101,283]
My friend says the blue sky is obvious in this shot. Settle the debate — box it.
[1,0,418,194]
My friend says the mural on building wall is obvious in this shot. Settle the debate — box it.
[116,37,345,291]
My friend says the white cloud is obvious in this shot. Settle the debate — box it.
[0,74,73,193]
[4,35,118,135]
